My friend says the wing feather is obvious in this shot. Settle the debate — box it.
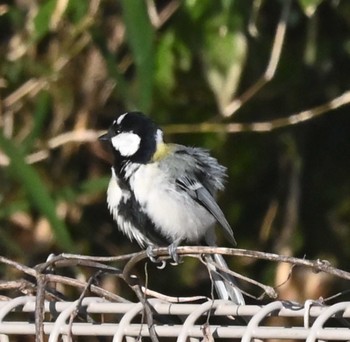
[176,175,237,246]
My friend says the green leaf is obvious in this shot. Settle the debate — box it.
[298,0,323,17]
[67,0,89,23]
[120,0,154,112]
[0,200,29,220]
[91,28,131,105]
[0,133,74,252]
[184,0,212,21]
[202,16,247,112]
[155,31,176,96]
[23,91,51,152]
[57,177,110,203]
[33,0,57,41]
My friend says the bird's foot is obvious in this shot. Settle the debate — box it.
[168,242,182,265]
[146,246,166,269]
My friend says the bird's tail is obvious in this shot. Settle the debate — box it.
[203,253,245,305]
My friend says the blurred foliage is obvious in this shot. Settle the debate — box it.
[1,0,350,303]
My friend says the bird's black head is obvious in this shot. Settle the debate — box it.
[99,112,163,165]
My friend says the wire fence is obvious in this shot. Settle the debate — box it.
[0,296,350,341]
[2,249,350,341]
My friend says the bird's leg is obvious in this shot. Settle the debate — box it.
[146,245,158,263]
[168,238,182,265]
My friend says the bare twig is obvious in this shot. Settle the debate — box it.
[131,284,159,342]
[275,263,297,290]
[324,289,350,303]
[0,245,349,342]
[1,89,349,167]
[35,256,122,274]
[2,245,350,319]
[0,254,128,303]
[35,274,47,342]
[118,246,350,282]
[141,286,208,302]
[203,257,277,299]
[122,257,159,342]
[222,0,291,117]
[3,5,95,115]
[30,246,350,283]
[0,256,37,277]
[146,0,180,29]
[67,271,102,340]
[122,250,149,286]
[3,78,48,109]
[0,279,36,294]
[45,274,129,303]
[248,0,263,37]
[50,0,69,30]
[0,129,104,166]
[34,252,141,272]
[1,87,348,167]
[165,90,350,134]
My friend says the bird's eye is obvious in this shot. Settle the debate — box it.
[113,125,121,134]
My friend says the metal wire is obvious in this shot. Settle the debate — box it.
[0,296,350,340]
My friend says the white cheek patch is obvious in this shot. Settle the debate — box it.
[111,132,141,156]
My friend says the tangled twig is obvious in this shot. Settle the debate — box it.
[1,247,350,341]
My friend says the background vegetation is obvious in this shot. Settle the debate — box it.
[1,0,350,303]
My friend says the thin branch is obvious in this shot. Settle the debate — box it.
[3,78,48,109]
[35,274,47,342]
[146,0,180,29]
[0,130,103,166]
[30,246,350,283]
[0,5,97,124]
[1,89,349,167]
[0,255,38,277]
[141,286,208,303]
[118,246,350,282]
[0,279,36,293]
[1,87,348,167]
[35,252,141,272]
[123,250,149,284]
[133,284,159,342]
[122,262,159,342]
[2,245,350,330]
[35,257,122,274]
[203,257,277,299]
[44,274,129,303]
[274,263,297,290]
[222,0,291,117]
[67,271,102,340]
[165,90,350,134]
[248,0,263,37]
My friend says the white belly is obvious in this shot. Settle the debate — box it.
[130,163,215,243]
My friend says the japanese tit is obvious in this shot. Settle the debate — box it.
[100,112,244,304]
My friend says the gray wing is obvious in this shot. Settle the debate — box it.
[160,145,237,246]
[176,175,237,246]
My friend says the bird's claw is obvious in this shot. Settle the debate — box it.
[168,243,182,265]
[146,244,182,266]
[146,246,166,269]
[146,246,158,262]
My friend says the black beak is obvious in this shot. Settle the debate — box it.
[99,132,110,142]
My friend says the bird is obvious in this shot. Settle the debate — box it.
[99,111,244,304]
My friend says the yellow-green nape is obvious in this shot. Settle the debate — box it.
[152,143,171,161]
